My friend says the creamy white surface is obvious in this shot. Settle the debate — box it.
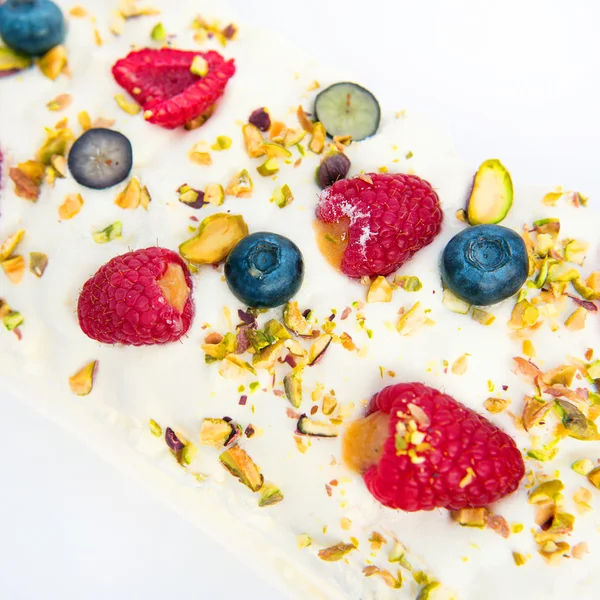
[0,1,599,598]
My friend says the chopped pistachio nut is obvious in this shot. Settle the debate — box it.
[397,302,432,335]
[565,307,587,331]
[283,368,303,408]
[219,445,264,492]
[190,55,209,76]
[450,507,487,528]
[367,276,393,303]
[1,255,25,284]
[37,45,68,80]
[29,252,48,277]
[0,229,25,261]
[189,142,212,165]
[252,339,286,370]
[256,157,279,177]
[3,310,24,331]
[587,467,600,489]
[93,221,122,244]
[308,335,332,366]
[0,46,32,73]
[258,482,284,507]
[572,459,594,475]
[529,480,564,503]
[322,395,337,416]
[149,419,162,437]
[180,442,197,466]
[211,135,232,151]
[539,541,570,564]
[297,534,312,549]
[242,123,266,158]
[203,183,224,206]
[451,354,469,375]
[512,552,528,566]
[225,169,253,197]
[317,542,355,562]
[394,275,422,292]
[442,289,470,314]
[68,360,97,396]
[46,93,72,112]
[484,397,511,414]
[114,93,141,115]
[218,355,256,378]
[58,193,84,220]
[471,308,495,326]
[309,122,326,154]
[271,184,294,208]
[522,339,536,358]
[508,300,539,330]
[199,418,235,448]
[150,22,167,41]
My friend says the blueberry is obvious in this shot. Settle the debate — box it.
[68,128,133,190]
[0,0,65,57]
[441,224,528,306]
[225,233,304,308]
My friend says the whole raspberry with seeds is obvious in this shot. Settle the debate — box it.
[77,248,194,346]
[112,48,235,129]
[343,383,524,511]
[316,173,443,278]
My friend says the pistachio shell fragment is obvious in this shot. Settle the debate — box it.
[93,221,122,244]
[219,445,264,491]
[179,213,248,264]
[69,361,97,396]
[317,542,355,562]
[29,252,48,278]
[258,482,284,507]
[0,230,25,262]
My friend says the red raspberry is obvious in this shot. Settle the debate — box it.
[77,248,194,346]
[316,173,443,278]
[112,48,235,129]
[362,383,524,511]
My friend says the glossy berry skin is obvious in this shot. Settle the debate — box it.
[441,224,528,306]
[225,232,304,309]
[68,128,133,190]
[316,173,443,278]
[0,0,65,57]
[364,383,525,512]
[77,248,194,346]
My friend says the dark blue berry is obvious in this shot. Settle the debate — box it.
[225,233,304,309]
[68,128,133,190]
[441,224,528,306]
[0,0,65,57]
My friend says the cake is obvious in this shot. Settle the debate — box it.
[1,1,598,599]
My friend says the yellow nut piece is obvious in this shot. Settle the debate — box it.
[0,229,25,262]
[367,276,393,303]
[115,93,141,115]
[2,255,26,284]
[69,361,98,396]
[37,45,68,80]
[58,193,84,220]
[225,169,253,198]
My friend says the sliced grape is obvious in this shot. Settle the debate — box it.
[314,82,380,141]
[67,128,133,190]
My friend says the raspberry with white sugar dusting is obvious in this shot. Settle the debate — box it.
[316,173,443,278]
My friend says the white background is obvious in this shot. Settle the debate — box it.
[1,1,599,599]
